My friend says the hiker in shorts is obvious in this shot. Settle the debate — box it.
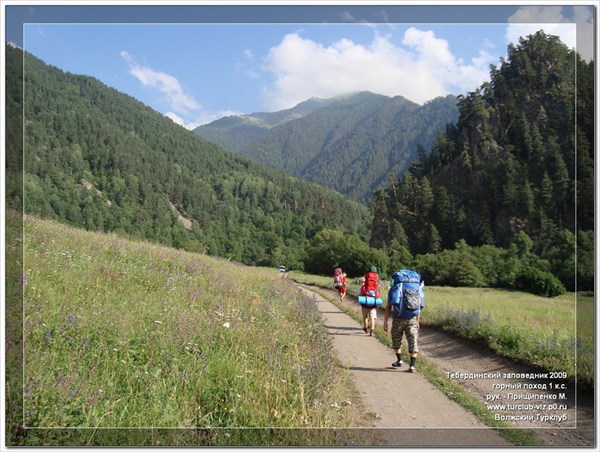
[361,304,377,336]
[360,266,380,336]
[383,284,424,373]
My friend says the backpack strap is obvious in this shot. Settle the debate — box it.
[399,281,403,304]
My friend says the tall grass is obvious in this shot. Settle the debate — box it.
[423,287,591,387]
[6,209,25,444]
[20,216,365,445]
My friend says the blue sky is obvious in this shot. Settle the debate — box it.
[5,2,595,129]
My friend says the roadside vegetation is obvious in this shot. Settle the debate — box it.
[18,215,370,446]
[6,209,25,444]
[423,287,591,389]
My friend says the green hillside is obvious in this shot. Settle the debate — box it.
[6,44,371,269]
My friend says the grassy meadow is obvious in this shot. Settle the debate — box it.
[6,210,25,443]
[423,286,592,387]
[8,213,593,446]
[291,272,592,388]
[19,215,369,446]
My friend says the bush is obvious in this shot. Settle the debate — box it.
[414,249,485,287]
[576,230,594,292]
[303,229,389,277]
[411,242,567,297]
[412,253,448,285]
[515,266,566,297]
[452,252,486,287]
[467,244,506,287]
[387,241,413,274]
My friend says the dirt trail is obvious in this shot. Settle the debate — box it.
[296,284,595,448]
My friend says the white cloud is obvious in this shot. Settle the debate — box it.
[235,59,260,79]
[261,30,495,111]
[164,112,185,127]
[506,6,592,61]
[165,110,243,130]
[121,51,201,115]
[121,51,245,129]
[338,10,378,28]
[338,11,357,23]
[506,7,575,47]
[573,7,594,62]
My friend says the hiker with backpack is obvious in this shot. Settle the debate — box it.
[333,267,348,302]
[359,266,381,336]
[383,270,425,373]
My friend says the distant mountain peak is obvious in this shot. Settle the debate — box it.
[194,91,459,202]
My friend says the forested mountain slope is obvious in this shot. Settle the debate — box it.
[193,96,338,153]
[6,44,371,269]
[195,91,459,202]
[370,32,594,291]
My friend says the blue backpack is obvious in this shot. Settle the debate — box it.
[388,270,424,312]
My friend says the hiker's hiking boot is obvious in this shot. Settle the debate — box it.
[363,327,368,333]
[391,360,403,368]
[408,366,416,373]
[369,328,373,336]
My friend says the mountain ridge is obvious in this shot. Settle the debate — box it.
[192,95,340,152]
[194,91,459,202]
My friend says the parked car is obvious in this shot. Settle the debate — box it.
[278,265,286,272]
